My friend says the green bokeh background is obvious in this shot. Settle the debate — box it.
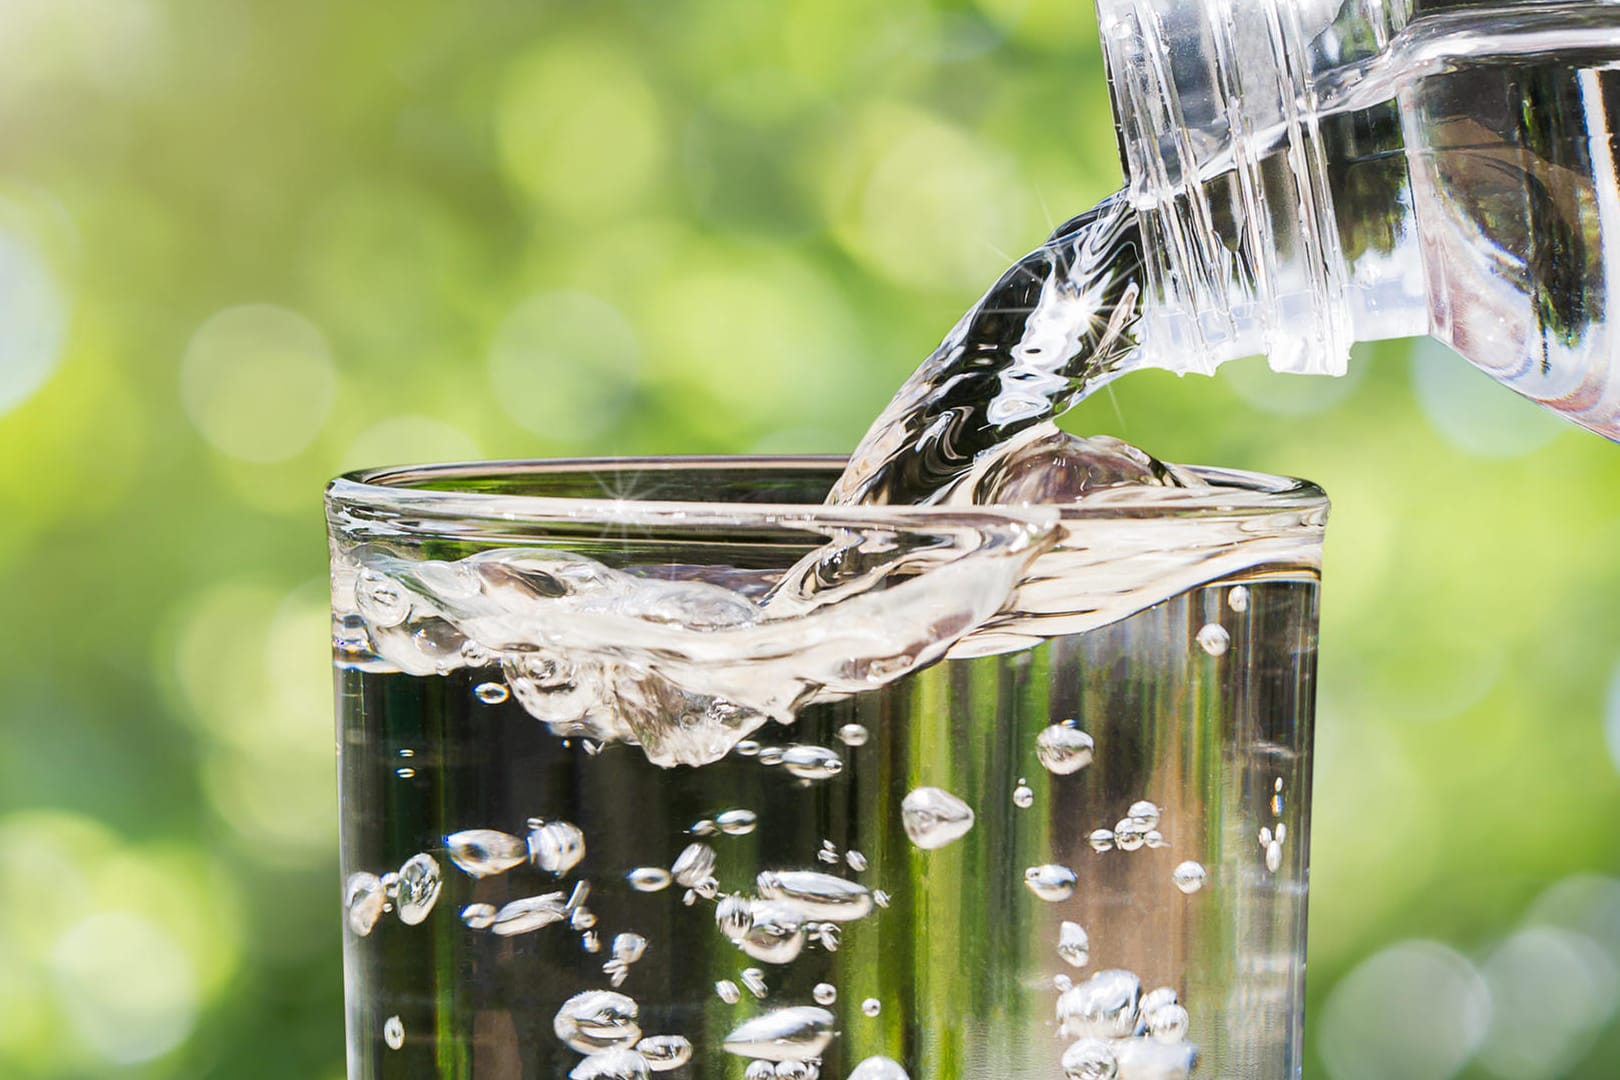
[1,1,1617,1077]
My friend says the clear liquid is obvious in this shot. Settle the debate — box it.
[338,576,1318,1078]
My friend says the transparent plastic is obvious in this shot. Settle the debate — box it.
[1096,0,1620,439]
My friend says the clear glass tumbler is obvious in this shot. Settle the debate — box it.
[327,457,1328,1079]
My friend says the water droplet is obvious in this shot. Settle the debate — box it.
[460,903,497,930]
[395,854,442,925]
[1196,624,1229,656]
[569,1047,651,1080]
[757,870,874,922]
[721,1007,836,1062]
[613,932,647,964]
[717,980,742,1004]
[845,849,867,872]
[345,872,386,936]
[716,894,753,941]
[848,1058,910,1080]
[1059,1038,1117,1079]
[1172,861,1207,894]
[1057,969,1142,1039]
[813,983,837,1005]
[635,1035,692,1072]
[1088,829,1115,853]
[1036,724,1095,775]
[473,681,510,705]
[861,997,881,1017]
[528,820,586,876]
[781,745,843,781]
[627,867,672,893]
[490,893,568,936]
[671,842,717,887]
[1145,1002,1190,1042]
[383,1014,404,1050]
[1113,819,1146,852]
[735,740,762,757]
[900,787,976,849]
[1265,840,1283,873]
[1126,801,1160,829]
[745,1062,775,1080]
[740,901,807,964]
[357,569,410,628]
[742,967,769,999]
[1013,784,1035,809]
[1228,585,1249,613]
[1025,864,1078,902]
[1059,921,1090,968]
[1144,830,1169,849]
[446,828,529,878]
[717,809,758,836]
[838,723,870,747]
[554,990,642,1054]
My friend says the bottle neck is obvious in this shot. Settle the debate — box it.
[1097,0,1429,376]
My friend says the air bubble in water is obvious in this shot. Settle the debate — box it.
[845,850,868,872]
[1146,1002,1190,1042]
[1258,827,1273,847]
[1139,987,1178,1014]
[1013,784,1034,809]
[774,1060,813,1080]
[745,1062,774,1080]
[571,907,598,930]
[1057,969,1142,1040]
[357,569,410,628]
[1113,819,1146,852]
[861,998,881,1017]
[718,809,758,836]
[613,932,648,964]
[1272,791,1285,817]
[1196,624,1229,656]
[838,723,870,747]
[812,922,841,952]
[554,990,642,1054]
[721,1007,836,1062]
[1088,829,1115,853]
[345,872,386,936]
[395,854,442,925]
[446,828,529,878]
[569,1048,651,1080]
[671,842,717,887]
[635,1035,692,1072]
[628,867,672,893]
[473,681,510,705]
[813,983,837,1005]
[528,820,586,876]
[900,787,976,849]
[1266,840,1283,873]
[1144,830,1168,849]
[460,903,497,930]
[1036,723,1095,775]
[1058,921,1090,968]
[849,1058,909,1080]
[582,930,602,953]
[1228,586,1249,613]
[490,893,568,936]
[690,819,719,837]
[1126,801,1160,829]
[1025,864,1078,902]
[717,980,742,1004]
[735,740,762,757]
[742,967,769,999]
[740,901,807,964]
[781,745,843,781]
[716,895,753,941]
[1059,1038,1117,1079]
[757,746,785,767]
[757,870,873,922]
[817,841,840,865]
[1172,862,1207,894]
[395,766,416,779]
[384,1014,404,1050]
[873,890,891,909]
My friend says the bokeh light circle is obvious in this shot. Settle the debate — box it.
[49,912,197,1065]
[179,304,336,463]
[1410,338,1566,458]
[1320,940,1491,1080]
[1475,926,1619,1079]
[487,290,640,445]
[0,227,69,416]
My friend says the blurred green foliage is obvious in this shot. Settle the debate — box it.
[0,0,1616,1077]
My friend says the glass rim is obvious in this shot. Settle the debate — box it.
[326,454,1329,531]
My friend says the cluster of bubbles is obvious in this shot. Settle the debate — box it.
[344,853,442,936]
[1260,778,1288,874]
[554,990,693,1078]
[1055,971,1197,1079]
